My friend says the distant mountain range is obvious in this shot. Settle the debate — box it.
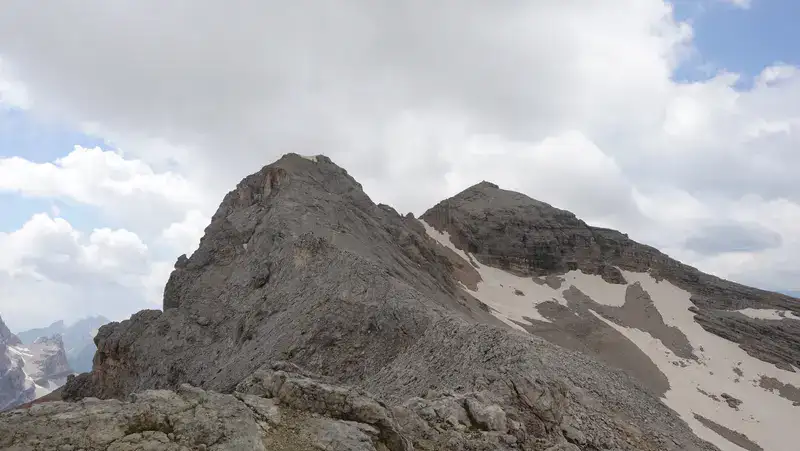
[17,316,109,373]
[1,315,72,410]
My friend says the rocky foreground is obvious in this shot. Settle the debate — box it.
[2,154,798,450]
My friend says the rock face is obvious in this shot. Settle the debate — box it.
[5,153,798,450]
[1,316,74,410]
[18,316,109,373]
[421,181,800,372]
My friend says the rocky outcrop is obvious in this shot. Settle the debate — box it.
[4,362,713,450]
[2,384,271,451]
[420,181,800,371]
[691,308,800,372]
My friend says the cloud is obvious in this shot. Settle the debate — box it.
[0,0,798,318]
[0,138,211,330]
[0,57,28,109]
[0,145,210,234]
[0,213,158,330]
[685,223,782,255]
[720,0,752,9]
[0,1,693,200]
[158,210,208,257]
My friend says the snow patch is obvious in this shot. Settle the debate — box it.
[735,308,800,321]
[422,219,645,325]
[5,340,70,404]
[596,272,800,451]
[561,271,628,307]
[421,219,556,328]
[420,219,800,451]
[299,154,318,162]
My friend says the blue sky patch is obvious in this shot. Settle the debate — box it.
[0,108,108,232]
[0,107,107,161]
[673,0,799,86]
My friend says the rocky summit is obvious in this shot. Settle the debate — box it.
[3,154,799,451]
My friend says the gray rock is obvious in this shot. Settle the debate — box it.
[1,385,268,451]
[561,423,587,446]
[310,417,379,451]
[720,393,743,410]
[465,398,507,432]
[545,443,582,451]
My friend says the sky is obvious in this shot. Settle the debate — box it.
[0,0,799,331]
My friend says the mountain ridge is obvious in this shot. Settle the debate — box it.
[3,153,798,451]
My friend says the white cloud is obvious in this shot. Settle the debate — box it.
[0,56,29,109]
[0,213,148,281]
[158,210,208,257]
[0,0,798,329]
[0,145,211,234]
[720,0,752,10]
[0,214,157,330]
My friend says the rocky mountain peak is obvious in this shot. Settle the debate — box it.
[422,181,800,371]
[1,318,73,411]
[467,180,499,190]
[31,335,66,353]
[0,315,21,347]
[6,155,798,451]
[422,181,612,278]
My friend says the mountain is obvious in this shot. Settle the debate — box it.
[17,316,109,373]
[3,154,799,451]
[0,315,73,410]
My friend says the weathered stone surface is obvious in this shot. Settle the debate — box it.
[464,398,507,432]
[1,385,268,451]
[3,379,411,451]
